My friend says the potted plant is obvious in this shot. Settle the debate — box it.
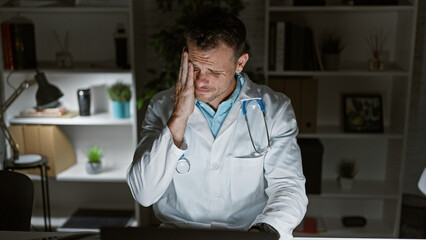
[337,159,358,190]
[320,32,344,70]
[107,82,131,119]
[86,145,103,174]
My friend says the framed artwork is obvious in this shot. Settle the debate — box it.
[343,94,384,133]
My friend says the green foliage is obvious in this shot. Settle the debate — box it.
[137,0,245,109]
[321,33,344,54]
[87,145,103,163]
[337,160,358,178]
[107,82,131,102]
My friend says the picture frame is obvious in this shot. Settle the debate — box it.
[342,94,384,133]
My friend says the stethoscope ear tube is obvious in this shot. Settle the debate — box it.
[242,99,271,155]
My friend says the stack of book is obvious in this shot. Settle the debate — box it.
[1,15,37,70]
[19,107,67,117]
[269,21,323,71]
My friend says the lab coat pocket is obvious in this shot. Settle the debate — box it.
[230,155,265,204]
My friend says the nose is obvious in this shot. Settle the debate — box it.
[195,70,208,88]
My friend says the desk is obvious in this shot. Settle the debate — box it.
[0,231,401,240]
[4,156,52,232]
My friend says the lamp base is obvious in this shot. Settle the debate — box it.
[14,154,42,164]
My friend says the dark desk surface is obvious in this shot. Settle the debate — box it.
[0,231,98,240]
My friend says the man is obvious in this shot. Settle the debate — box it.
[127,8,308,239]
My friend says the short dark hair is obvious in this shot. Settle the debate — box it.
[185,8,247,61]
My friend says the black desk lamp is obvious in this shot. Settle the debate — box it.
[0,70,63,163]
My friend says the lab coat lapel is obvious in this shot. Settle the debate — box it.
[188,107,214,144]
[216,74,261,138]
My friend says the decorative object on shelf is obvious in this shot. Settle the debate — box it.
[0,70,63,163]
[320,32,344,70]
[366,29,387,71]
[341,0,354,5]
[77,88,91,116]
[1,15,37,70]
[342,94,384,133]
[107,82,131,119]
[342,216,367,227]
[293,0,325,6]
[337,159,357,190]
[86,145,103,174]
[52,30,73,68]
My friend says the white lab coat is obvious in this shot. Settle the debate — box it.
[127,73,308,240]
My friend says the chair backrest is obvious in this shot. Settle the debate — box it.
[0,170,34,231]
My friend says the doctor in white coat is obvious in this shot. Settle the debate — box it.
[127,8,308,240]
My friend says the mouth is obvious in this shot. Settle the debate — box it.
[195,86,210,94]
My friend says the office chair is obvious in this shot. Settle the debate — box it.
[0,170,34,231]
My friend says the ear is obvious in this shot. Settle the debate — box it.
[235,53,249,73]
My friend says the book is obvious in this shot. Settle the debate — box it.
[268,22,276,71]
[294,216,326,234]
[1,22,14,70]
[1,16,37,70]
[19,107,67,117]
[275,21,285,72]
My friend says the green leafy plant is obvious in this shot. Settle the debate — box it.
[87,145,103,163]
[337,160,358,179]
[137,0,245,109]
[107,82,131,102]
[321,33,344,54]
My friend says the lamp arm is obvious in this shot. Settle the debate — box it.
[0,79,36,115]
[0,79,36,160]
[0,115,19,160]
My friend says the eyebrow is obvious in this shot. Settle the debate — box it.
[191,62,225,74]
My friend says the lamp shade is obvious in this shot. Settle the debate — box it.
[34,71,63,108]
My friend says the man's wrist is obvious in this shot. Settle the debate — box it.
[250,223,279,236]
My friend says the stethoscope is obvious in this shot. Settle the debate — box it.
[176,98,271,174]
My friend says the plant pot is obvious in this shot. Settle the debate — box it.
[338,177,354,191]
[369,58,384,71]
[112,101,130,119]
[86,161,102,174]
[322,53,340,70]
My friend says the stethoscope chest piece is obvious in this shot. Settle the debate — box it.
[176,155,190,174]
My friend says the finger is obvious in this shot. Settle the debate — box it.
[187,62,194,88]
[180,52,188,86]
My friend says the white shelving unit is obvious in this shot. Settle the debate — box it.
[264,0,417,237]
[0,0,138,226]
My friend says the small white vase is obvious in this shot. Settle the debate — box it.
[86,161,102,174]
[339,177,354,191]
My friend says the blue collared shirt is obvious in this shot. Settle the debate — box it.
[195,73,245,138]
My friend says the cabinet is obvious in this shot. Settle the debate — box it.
[0,0,138,228]
[264,0,417,237]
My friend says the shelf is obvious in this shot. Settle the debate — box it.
[298,126,403,139]
[3,61,132,74]
[10,112,133,126]
[0,6,129,13]
[267,63,408,77]
[308,180,399,200]
[56,161,128,182]
[269,5,414,13]
[294,217,394,238]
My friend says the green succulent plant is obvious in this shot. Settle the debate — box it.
[107,82,131,102]
[87,145,103,163]
[337,160,358,178]
[321,33,344,54]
